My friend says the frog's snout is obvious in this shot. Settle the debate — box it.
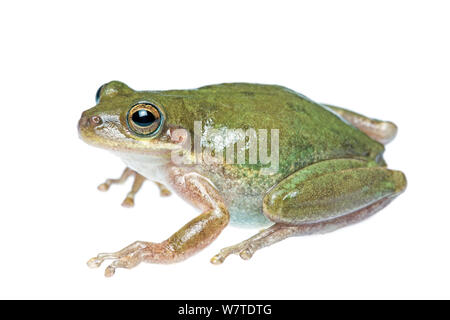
[78,111,103,131]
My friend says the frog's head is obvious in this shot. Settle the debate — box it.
[78,81,185,157]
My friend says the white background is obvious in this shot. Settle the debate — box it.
[0,0,448,299]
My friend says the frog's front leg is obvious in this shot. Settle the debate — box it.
[153,181,172,197]
[97,167,133,191]
[87,168,229,277]
[212,159,406,264]
[97,167,171,208]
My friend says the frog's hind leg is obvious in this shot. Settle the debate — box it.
[97,167,171,208]
[323,104,398,144]
[211,159,406,264]
[211,197,393,264]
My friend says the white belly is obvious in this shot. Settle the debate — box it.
[112,151,170,184]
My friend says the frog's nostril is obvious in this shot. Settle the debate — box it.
[78,113,103,130]
[90,116,102,126]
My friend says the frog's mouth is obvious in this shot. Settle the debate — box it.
[78,112,182,156]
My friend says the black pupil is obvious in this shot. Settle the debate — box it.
[132,109,156,127]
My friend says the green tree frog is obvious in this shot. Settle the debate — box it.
[78,81,406,277]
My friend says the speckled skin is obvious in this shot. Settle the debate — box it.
[80,82,385,227]
[79,81,406,276]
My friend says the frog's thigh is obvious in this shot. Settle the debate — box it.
[263,159,406,225]
[211,159,407,264]
[212,195,396,264]
[324,104,398,144]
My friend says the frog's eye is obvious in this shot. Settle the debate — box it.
[95,84,105,104]
[127,102,163,137]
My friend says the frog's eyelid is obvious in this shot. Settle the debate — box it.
[95,84,105,104]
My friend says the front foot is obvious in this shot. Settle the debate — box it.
[154,182,172,197]
[87,241,170,277]
[97,167,143,208]
[97,167,172,208]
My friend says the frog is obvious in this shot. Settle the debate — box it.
[78,81,406,277]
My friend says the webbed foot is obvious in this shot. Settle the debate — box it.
[211,225,285,264]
